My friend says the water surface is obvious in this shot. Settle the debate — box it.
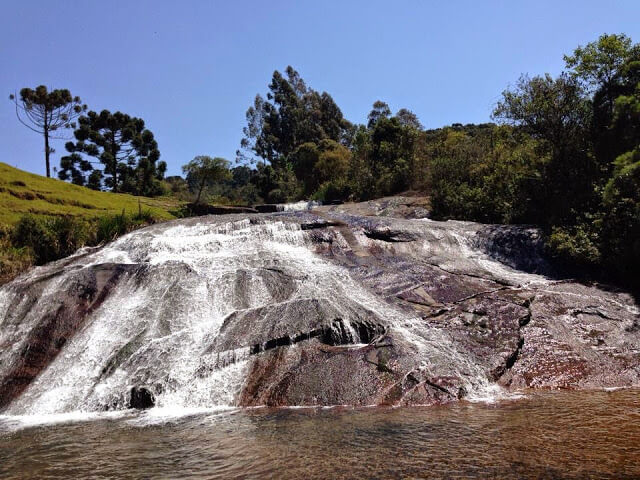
[1,390,639,479]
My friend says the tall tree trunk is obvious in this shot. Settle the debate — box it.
[111,134,118,193]
[43,109,50,178]
[196,180,205,204]
[44,131,50,178]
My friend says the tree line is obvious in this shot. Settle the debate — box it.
[9,33,640,289]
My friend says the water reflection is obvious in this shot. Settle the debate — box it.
[1,390,639,479]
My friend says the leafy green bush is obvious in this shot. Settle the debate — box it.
[96,208,156,244]
[11,215,91,265]
[0,224,33,284]
[546,225,601,270]
[312,181,352,203]
[96,212,130,244]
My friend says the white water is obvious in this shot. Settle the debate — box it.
[279,200,322,211]
[0,215,535,416]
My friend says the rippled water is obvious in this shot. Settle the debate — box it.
[1,390,639,479]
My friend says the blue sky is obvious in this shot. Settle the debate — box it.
[1,0,639,177]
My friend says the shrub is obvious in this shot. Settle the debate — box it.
[97,209,156,244]
[312,181,352,203]
[546,225,601,270]
[0,224,33,284]
[600,153,640,286]
[12,216,59,264]
[96,211,132,244]
[11,215,91,265]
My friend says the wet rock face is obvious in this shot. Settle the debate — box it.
[0,201,638,414]
[129,387,155,409]
[0,263,139,410]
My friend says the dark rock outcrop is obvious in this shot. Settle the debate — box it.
[129,386,155,409]
[255,204,282,213]
[185,203,258,216]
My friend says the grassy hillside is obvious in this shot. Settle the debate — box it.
[0,162,181,226]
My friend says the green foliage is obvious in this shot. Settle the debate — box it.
[239,66,352,168]
[428,126,545,223]
[0,224,33,284]
[493,73,597,225]
[546,225,601,269]
[600,150,640,285]
[96,210,152,244]
[348,105,422,199]
[0,207,156,284]
[367,100,392,128]
[312,180,352,203]
[59,109,166,196]
[249,163,301,203]
[182,156,232,204]
[9,85,87,178]
[564,33,635,92]
[395,108,423,129]
[11,215,91,265]
[314,140,351,183]
[412,32,638,288]
[164,176,191,201]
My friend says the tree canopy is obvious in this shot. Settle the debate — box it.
[182,156,232,204]
[59,110,166,196]
[9,86,86,178]
[238,66,352,169]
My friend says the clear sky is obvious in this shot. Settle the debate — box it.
[1,0,639,177]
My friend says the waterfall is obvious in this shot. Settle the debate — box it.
[0,212,598,415]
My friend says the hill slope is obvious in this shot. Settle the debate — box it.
[0,162,181,225]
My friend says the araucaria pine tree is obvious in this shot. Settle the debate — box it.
[59,109,166,196]
[9,86,86,177]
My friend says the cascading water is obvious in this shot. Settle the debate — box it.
[1,210,638,417]
[279,200,322,211]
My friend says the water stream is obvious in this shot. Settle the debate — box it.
[1,214,532,414]
[1,389,638,479]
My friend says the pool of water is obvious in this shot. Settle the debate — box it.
[1,390,639,479]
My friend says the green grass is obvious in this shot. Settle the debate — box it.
[0,162,182,226]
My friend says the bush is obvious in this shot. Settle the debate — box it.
[96,212,130,244]
[546,225,601,270]
[0,224,33,284]
[312,181,352,203]
[11,215,91,265]
[1,209,156,284]
[97,209,156,244]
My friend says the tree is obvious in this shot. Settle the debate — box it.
[600,148,640,286]
[289,142,321,195]
[395,108,423,130]
[586,41,640,171]
[564,33,635,94]
[427,125,546,223]
[59,110,165,195]
[182,156,231,204]
[9,86,86,178]
[367,100,391,128]
[370,115,419,195]
[493,73,595,224]
[238,66,352,168]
